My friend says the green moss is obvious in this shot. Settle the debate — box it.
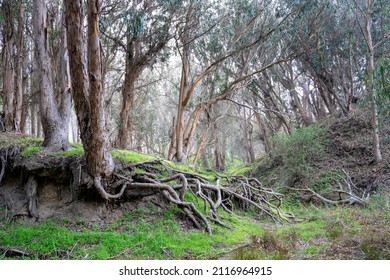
[48,143,84,157]
[112,149,156,162]
[21,146,42,156]
[0,134,43,149]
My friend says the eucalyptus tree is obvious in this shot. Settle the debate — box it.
[65,0,115,194]
[100,0,177,149]
[1,0,25,132]
[33,0,71,150]
[351,0,390,163]
[169,0,297,163]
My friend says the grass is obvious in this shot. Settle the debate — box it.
[48,143,84,157]
[0,204,264,260]
[1,196,388,260]
[0,134,43,149]
[20,146,43,156]
[112,149,157,162]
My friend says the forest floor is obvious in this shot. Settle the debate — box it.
[0,109,389,260]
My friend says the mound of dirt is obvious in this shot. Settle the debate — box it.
[324,110,390,192]
[253,109,389,197]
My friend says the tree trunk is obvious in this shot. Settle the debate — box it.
[364,0,382,163]
[1,0,15,132]
[214,121,226,172]
[14,2,25,133]
[65,0,114,179]
[254,111,272,154]
[174,40,191,163]
[59,8,71,142]
[117,65,139,149]
[33,0,70,151]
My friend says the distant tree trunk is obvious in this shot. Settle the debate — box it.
[1,0,15,132]
[277,63,313,126]
[33,0,70,151]
[59,7,71,141]
[363,0,382,162]
[214,121,226,172]
[254,108,272,154]
[14,2,25,133]
[30,70,38,136]
[242,108,255,163]
[117,61,140,149]
[65,0,114,179]
[174,38,191,163]
[115,1,171,149]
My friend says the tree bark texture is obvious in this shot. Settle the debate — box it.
[1,0,15,132]
[364,0,382,163]
[14,2,25,133]
[65,0,114,178]
[33,0,70,151]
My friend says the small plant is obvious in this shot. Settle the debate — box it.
[232,232,289,260]
[325,221,344,239]
[310,168,344,192]
[304,245,318,254]
[361,238,390,260]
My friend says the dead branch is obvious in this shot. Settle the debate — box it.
[0,246,30,257]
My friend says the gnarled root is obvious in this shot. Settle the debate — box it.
[91,162,295,234]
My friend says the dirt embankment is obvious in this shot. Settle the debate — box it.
[324,111,389,192]
[0,142,170,226]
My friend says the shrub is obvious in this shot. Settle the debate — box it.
[271,124,328,182]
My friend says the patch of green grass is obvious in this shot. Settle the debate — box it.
[162,160,216,181]
[48,143,84,157]
[21,146,42,156]
[0,134,43,149]
[2,196,389,260]
[304,245,319,254]
[225,158,262,176]
[0,204,264,260]
[310,168,344,192]
[112,149,156,162]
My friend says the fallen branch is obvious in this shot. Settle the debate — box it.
[0,246,30,258]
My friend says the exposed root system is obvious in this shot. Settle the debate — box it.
[1,144,297,234]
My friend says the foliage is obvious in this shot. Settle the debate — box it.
[271,124,328,182]
[375,58,390,118]
[232,199,390,259]
[310,168,344,192]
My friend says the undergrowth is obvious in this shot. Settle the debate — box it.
[231,195,390,260]
[271,124,328,182]
[0,205,264,260]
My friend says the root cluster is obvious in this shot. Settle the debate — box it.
[93,160,296,234]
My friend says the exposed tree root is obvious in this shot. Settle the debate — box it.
[0,145,22,185]
[287,169,369,206]
[89,160,296,234]
[1,147,295,234]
